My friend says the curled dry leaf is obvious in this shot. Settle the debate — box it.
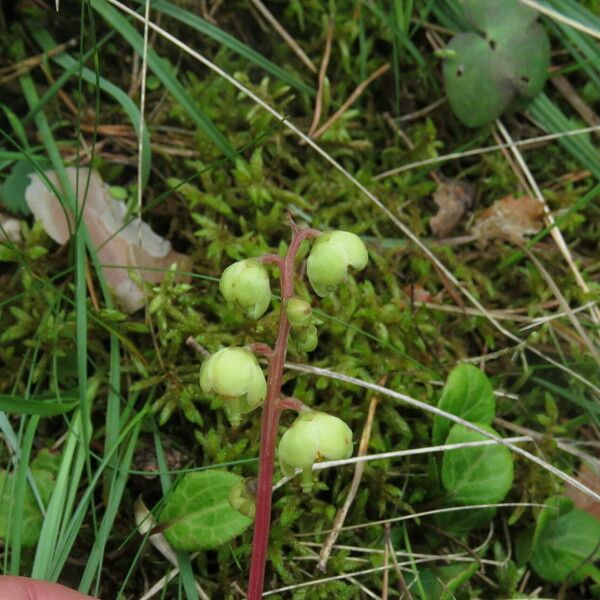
[403,283,435,303]
[564,463,600,522]
[429,179,474,238]
[25,168,190,312]
[472,194,544,246]
[134,495,179,565]
[0,212,22,243]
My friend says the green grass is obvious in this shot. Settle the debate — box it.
[0,0,599,598]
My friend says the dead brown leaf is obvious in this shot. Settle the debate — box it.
[429,179,474,238]
[564,463,600,521]
[403,283,434,303]
[473,194,544,246]
[25,167,190,313]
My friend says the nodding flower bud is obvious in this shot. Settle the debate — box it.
[295,323,318,352]
[285,297,312,327]
[228,477,257,520]
[199,347,266,424]
[278,411,353,491]
[219,259,271,319]
[306,231,368,297]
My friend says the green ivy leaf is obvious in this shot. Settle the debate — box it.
[158,470,252,551]
[442,424,514,505]
[432,364,495,446]
[0,468,55,547]
[530,497,600,584]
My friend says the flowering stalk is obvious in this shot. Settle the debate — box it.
[246,221,320,600]
[201,217,368,597]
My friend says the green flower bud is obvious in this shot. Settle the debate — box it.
[307,231,368,297]
[285,297,312,327]
[295,323,318,352]
[228,477,257,520]
[279,411,353,491]
[199,348,267,424]
[219,259,271,319]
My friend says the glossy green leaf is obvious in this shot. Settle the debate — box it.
[442,424,513,505]
[442,0,549,127]
[159,470,252,550]
[432,364,495,446]
[463,0,538,34]
[530,498,600,584]
[0,469,55,548]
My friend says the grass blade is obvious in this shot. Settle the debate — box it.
[134,0,314,96]
[90,0,234,156]
[0,394,79,416]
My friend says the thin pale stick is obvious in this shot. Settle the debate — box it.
[264,556,495,596]
[496,119,600,327]
[296,502,550,537]
[551,75,600,135]
[272,436,533,491]
[137,0,150,251]
[385,523,412,600]
[284,362,600,503]
[524,248,600,365]
[307,19,333,136]
[249,0,317,73]
[312,63,390,139]
[517,0,600,40]
[318,392,380,571]
[374,125,600,180]
[520,301,597,331]
[105,0,600,396]
[382,538,389,600]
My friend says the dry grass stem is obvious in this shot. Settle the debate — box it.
[375,125,600,179]
[311,63,390,140]
[307,19,334,137]
[317,391,380,571]
[249,0,317,73]
[495,120,600,328]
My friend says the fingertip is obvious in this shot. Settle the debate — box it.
[0,576,99,600]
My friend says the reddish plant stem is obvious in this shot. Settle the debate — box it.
[247,225,320,600]
[278,396,311,413]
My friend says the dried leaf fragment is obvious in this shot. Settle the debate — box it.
[472,194,543,246]
[0,212,22,243]
[25,167,190,312]
[430,179,474,238]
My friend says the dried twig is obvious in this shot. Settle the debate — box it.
[311,63,390,140]
[551,75,600,138]
[249,0,316,73]
[307,19,334,137]
[496,119,600,329]
[385,523,413,599]
[317,387,381,571]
